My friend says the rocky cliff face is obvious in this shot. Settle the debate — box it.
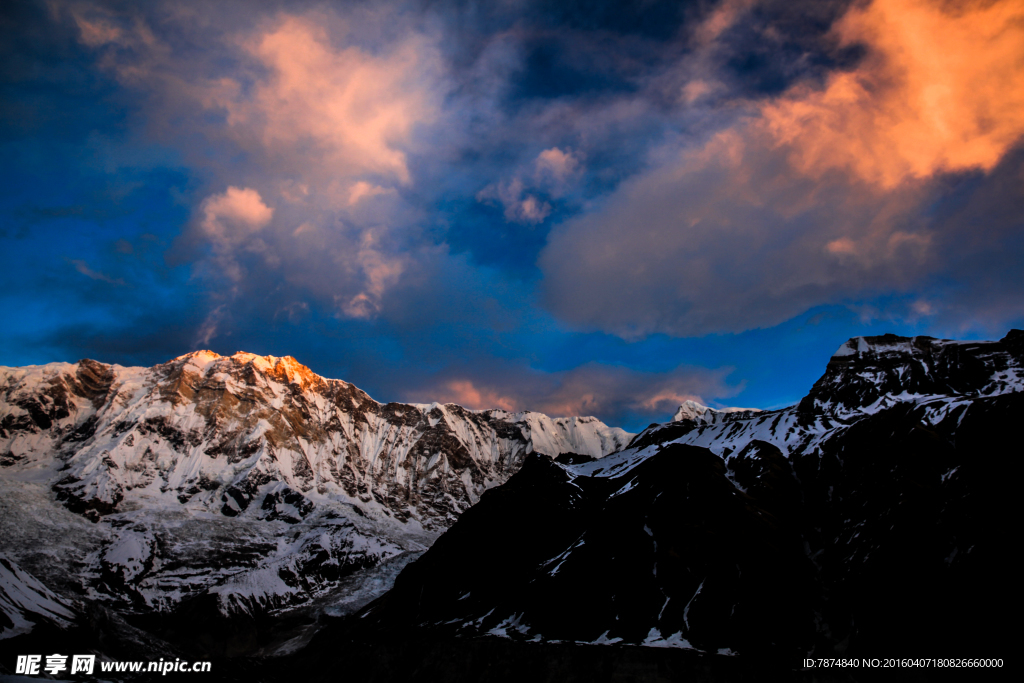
[797,330,1024,419]
[0,351,630,655]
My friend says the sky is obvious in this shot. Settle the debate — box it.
[2,0,1023,432]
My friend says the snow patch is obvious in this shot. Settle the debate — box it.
[642,627,696,649]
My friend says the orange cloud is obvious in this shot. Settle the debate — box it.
[347,181,392,206]
[70,7,443,192]
[216,14,442,186]
[534,147,581,192]
[693,0,758,46]
[637,390,705,413]
[762,0,1024,188]
[435,380,518,412]
[200,186,274,236]
[73,14,123,47]
[825,237,858,255]
[405,363,737,421]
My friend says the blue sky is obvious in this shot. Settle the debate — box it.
[2,0,1023,432]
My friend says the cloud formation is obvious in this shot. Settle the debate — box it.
[403,361,739,424]
[6,0,1024,432]
[64,1,448,326]
[215,13,443,187]
[762,0,1024,188]
[476,178,552,224]
[197,186,274,282]
[540,0,1024,338]
[534,147,581,193]
[69,259,125,285]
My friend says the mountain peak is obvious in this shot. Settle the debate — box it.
[671,399,759,424]
[671,400,712,422]
[175,349,222,370]
[806,330,1024,418]
[0,351,632,527]
[172,349,323,388]
[831,333,935,358]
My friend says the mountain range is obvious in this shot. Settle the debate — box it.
[304,331,1020,680]
[0,351,628,660]
[2,332,1018,680]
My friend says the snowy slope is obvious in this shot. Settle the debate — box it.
[0,351,631,654]
[799,331,1024,419]
[0,352,630,527]
[0,555,76,640]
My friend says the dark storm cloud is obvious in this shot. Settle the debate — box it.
[921,146,1024,333]
[718,0,862,96]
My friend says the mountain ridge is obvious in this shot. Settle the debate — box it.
[0,350,630,656]
[325,330,1020,671]
[670,399,760,424]
[4,332,1018,672]
[1,349,632,526]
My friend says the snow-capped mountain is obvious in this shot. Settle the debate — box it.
[334,331,1020,668]
[1,351,630,526]
[635,330,1024,464]
[670,400,759,424]
[0,351,630,656]
[798,331,1024,419]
